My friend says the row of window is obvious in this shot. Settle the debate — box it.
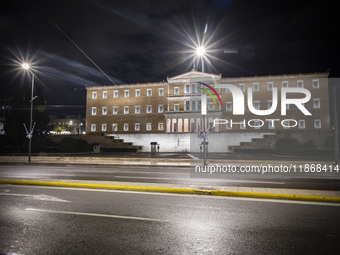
[91,98,322,116]
[227,79,320,93]
[225,99,321,111]
[91,97,322,116]
[92,88,165,99]
[221,119,322,130]
[91,80,320,99]
[91,123,164,132]
[91,119,322,132]
[91,105,164,115]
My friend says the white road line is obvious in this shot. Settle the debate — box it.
[9,185,340,207]
[0,192,69,202]
[25,208,169,223]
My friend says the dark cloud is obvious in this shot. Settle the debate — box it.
[0,0,339,115]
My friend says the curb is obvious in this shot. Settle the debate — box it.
[0,156,191,167]
[1,179,339,203]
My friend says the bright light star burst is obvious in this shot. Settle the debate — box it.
[21,63,30,70]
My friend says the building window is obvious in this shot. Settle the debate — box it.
[158,123,163,130]
[91,107,97,115]
[191,101,196,111]
[226,102,232,111]
[135,123,140,131]
[239,84,245,92]
[240,122,246,130]
[112,124,117,132]
[313,99,320,109]
[158,105,164,113]
[159,88,164,96]
[102,91,107,99]
[146,123,152,131]
[102,107,107,115]
[185,84,190,94]
[254,121,261,129]
[313,80,319,89]
[91,124,96,132]
[124,123,129,131]
[113,107,118,115]
[253,83,259,91]
[135,105,140,114]
[197,83,202,94]
[297,80,304,88]
[113,90,118,98]
[174,87,179,95]
[185,101,190,111]
[102,124,107,132]
[267,82,273,91]
[268,100,272,109]
[208,103,214,111]
[282,120,290,129]
[282,81,288,88]
[124,90,129,98]
[135,89,140,97]
[191,84,196,94]
[124,106,129,114]
[197,100,201,111]
[92,92,97,99]
[147,89,152,97]
[147,105,152,113]
[314,120,321,129]
[174,104,179,112]
[268,121,275,129]
[254,101,260,110]
[298,120,305,129]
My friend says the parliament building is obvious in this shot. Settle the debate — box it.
[85,70,331,152]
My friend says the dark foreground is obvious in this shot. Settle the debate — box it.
[1,185,340,255]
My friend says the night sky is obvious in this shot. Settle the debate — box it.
[1,0,339,116]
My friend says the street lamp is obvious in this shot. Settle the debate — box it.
[21,62,35,162]
[196,46,206,57]
[196,46,208,166]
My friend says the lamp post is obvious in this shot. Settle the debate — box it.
[196,46,207,166]
[333,83,339,165]
[22,63,35,162]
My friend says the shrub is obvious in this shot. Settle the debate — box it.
[302,139,316,149]
[77,139,90,152]
[323,135,340,149]
[276,137,300,155]
[60,138,77,152]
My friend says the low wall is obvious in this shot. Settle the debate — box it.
[118,133,269,152]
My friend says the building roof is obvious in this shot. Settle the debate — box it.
[167,69,221,83]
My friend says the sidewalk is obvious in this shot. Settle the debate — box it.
[0,155,335,167]
[1,178,340,204]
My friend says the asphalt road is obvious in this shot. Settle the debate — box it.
[0,164,340,191]
[1,185,340,255]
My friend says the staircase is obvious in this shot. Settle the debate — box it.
[232,133,276,153]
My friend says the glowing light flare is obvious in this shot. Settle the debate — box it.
[196,46,206,57]
[21,63,30,70]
